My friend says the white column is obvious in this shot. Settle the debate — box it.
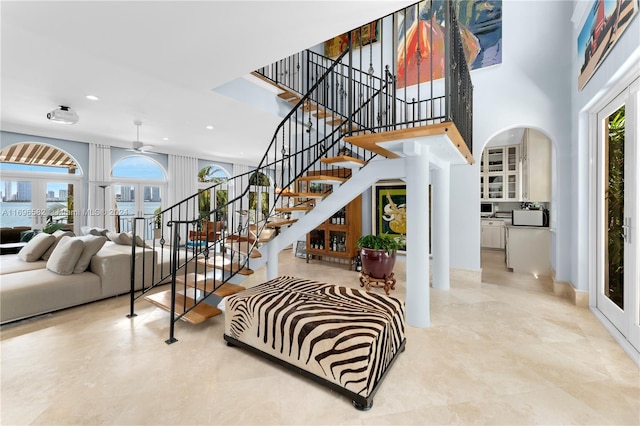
[432,163,450,290]
[404,145,431,327]
[266,240,279,280]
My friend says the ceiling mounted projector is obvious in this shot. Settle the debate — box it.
[46,106,79,124]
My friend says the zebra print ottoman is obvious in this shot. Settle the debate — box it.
[223,276,406,410]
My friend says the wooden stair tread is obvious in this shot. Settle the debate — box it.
[175,273,221,291]
[293,192,328,199]
[224,241,262,258]
[313,110,333,119]
[275,206,313,212]
[145,290,221,324]
[277,91,297,101]
[212,283,246,298]
[321,155,366,167]
[196,256,255,275]
[266,218,298,227]
[296,175,346,184]
[326,118,343,126]
[287,97,301,104]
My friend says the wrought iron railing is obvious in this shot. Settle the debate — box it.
[126,0,472,343]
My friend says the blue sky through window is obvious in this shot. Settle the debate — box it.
[112,156,165,180]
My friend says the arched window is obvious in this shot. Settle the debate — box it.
[198,165,230,222]
[111,156,167,232]
[0,142,82,232]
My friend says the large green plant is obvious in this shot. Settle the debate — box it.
[356,233,402,254]
[606,105,625,307]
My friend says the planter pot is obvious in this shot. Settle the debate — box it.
[360,248,396,279]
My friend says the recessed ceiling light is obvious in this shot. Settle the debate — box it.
[162,137,169,141]
[85,95,99,101]
[206,125,214,130]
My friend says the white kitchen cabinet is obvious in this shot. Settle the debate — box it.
[480,145,519,201]
[520,129,551,202]
[505,225,551,275]
[481,219,505,249]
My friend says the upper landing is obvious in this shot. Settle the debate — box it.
[344,123,474,166]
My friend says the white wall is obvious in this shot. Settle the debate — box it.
[570,0,640,292]
[450,0,574,274]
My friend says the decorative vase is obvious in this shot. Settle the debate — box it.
[360,248,396,279]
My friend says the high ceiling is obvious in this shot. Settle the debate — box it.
[0,1,414,165]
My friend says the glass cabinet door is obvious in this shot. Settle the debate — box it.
[507,146,518,172]
[480,175,485,199]
[487,148,504,172]
[506,173,518,199]
[487,175,504,199]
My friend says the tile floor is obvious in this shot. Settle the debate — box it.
[1,249,639,425]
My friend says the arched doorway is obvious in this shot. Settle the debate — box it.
[478,127,554,282]
[0,142,83,234]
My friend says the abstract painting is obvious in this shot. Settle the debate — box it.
[397,0,502,88]
[578,0,638,90]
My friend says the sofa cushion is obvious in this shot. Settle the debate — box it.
[46,236,84,275]
[73,235,108,273]
[106,231,132,245]
[41,230,75,260]
[17,232,56,262]
[0,254,46,275]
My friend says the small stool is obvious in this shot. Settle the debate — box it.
[359,271,396,296]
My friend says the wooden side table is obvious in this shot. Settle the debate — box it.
[359,271,396,296]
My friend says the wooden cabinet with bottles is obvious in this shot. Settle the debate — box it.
[300,173,362,267]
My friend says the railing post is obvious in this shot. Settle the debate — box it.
[127,218,138,318]
[347,31,353,134]
[444,0,452,122]
[166,222,179,344]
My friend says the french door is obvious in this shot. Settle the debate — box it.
[0,174,80,233]
[112,182,164,239]
[596,79,639,351]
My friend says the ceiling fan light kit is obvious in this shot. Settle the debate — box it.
[129,121,155,152]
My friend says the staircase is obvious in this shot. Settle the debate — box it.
[125,0,474,343]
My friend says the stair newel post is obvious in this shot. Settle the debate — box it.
[347,31,354,136]
[127,218,138,319]
[166,221,180,344]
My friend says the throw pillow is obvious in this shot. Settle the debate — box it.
[46,236,84,275]
[89,227,109,237]
[17,232,56,262]
[73,235,108,273]
[41,230,75,261]
[106,231,132,245]
[127,232,149,248]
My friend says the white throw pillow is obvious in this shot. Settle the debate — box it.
[106,231,132,245]
[46,236,84,275]
[41,230,75,260]
[17,232,56,262]
[73,235,108,273]
[127,232,149,248]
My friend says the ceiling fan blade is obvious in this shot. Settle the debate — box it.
[139,144,154,151]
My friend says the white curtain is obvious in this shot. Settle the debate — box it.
[168,154,199,222]
[231,164,250,230]
[88,144,113,229]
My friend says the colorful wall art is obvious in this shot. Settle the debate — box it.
[373,181,407,252]
[397,0,502,89]
[324,20,380,58]
[578,0,638,90]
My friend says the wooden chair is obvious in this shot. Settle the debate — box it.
[189,220,223,242]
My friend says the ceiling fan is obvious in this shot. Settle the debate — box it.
[127,121,155,153]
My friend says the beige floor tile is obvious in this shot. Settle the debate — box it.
[1,248,638,425]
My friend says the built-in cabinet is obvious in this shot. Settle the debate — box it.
[520,129,551,202]
[480,129,551,202]
[480,146,519,201]
[481,219,506,249]
[304,172,362,267]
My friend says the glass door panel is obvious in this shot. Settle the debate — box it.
[507,146,518,171]
[506,174,517,200]
[0,180,32,228]
[487,175,503,199]
[487,148,504,172]
[45,181,75,229]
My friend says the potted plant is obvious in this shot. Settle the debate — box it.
[356,233,402,279]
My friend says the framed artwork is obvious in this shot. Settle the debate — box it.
[324,20,381,58]
[397,0,502,88]
[373,181,407,252]
[578,0,638,90]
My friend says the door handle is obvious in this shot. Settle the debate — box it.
[622,217,631,244]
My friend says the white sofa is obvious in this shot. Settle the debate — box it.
[0,241,157,324]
